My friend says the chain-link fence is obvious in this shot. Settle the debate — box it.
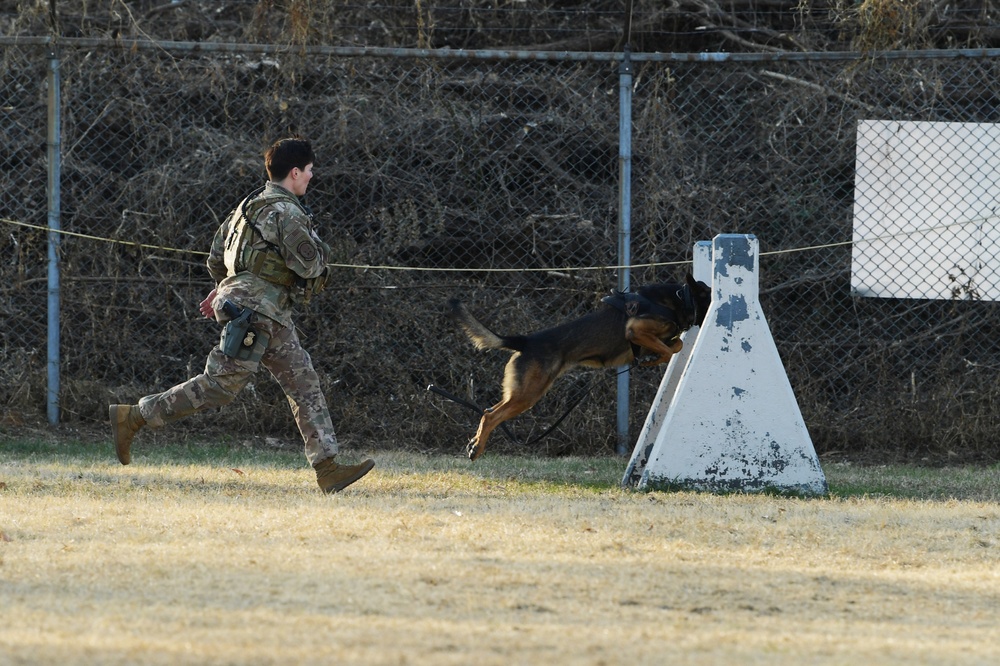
[4,38,1000,462]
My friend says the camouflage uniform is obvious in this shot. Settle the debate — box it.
[137,182,337,466]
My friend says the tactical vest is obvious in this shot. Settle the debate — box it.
[223,188,304,288]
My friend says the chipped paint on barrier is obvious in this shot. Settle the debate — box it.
[628,234,827,496]
[715,294,749,328]
[712,234,755,278]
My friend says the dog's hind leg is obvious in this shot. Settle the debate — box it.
[467,399,531,461]
[467,356,556,461]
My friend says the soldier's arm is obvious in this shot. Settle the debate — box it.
[206,221,229,284]
[277,206,326,279]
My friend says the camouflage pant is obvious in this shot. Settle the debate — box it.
[137,316,338,466]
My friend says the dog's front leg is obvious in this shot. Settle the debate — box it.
[636,338,681,366]
[627,322,683,367]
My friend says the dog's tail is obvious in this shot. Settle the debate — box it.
[448,299,527,352]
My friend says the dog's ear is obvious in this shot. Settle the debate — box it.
[686,273,713,326]
[686,272,711,293]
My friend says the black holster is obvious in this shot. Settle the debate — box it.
[219,301,269,361]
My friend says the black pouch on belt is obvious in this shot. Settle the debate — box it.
[219,300,269,361]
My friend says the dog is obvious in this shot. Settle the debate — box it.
[449,274,712,460]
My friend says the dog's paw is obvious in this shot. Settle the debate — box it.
[466,439,484,461]
[640,355,672,367]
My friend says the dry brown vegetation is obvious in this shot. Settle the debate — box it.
[2,440,999,664]
[7,0,999,52]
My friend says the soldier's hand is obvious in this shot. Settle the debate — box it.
[199,288,217,319]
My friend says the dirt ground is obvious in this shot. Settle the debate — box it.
[1,447,999,665]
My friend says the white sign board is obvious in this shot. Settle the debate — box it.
[852,120,1000,300]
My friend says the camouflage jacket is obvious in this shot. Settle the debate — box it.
[207,182,328,328]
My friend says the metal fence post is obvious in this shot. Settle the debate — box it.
[46,45,62,424]
[616,45,633,455]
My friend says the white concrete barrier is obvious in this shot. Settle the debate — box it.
[622,240,712,488]
[627,234,827,496]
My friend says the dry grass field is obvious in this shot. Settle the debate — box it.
[1,435,999,665]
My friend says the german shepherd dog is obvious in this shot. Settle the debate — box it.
[449,274,712,460]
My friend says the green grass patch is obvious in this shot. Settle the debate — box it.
[3,433,1000,501]
[824,461,1000,502]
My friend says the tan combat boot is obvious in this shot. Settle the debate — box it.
[109,404,146,465]
[314,456,375,493]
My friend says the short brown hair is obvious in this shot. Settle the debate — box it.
[265,138,315,181]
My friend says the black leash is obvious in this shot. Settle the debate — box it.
[427,365,635,448]
[426,384,520,444]
[519,380,594,447]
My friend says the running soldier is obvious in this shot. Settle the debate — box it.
[109,138,374,493]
